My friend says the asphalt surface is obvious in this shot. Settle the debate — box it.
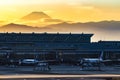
[0,65,120,75]
[0,65,119,80]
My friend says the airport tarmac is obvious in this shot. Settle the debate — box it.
[0,65,120,75]
[0,65,119,80]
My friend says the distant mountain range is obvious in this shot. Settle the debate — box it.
[46,20,120,32]
[1,20,120,33]
[0,11,120,41]
[0,23,53,33]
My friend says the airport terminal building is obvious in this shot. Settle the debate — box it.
[0,33,120,64]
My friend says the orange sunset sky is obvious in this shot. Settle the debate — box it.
[0,0,120,42]
[0,0,120,22]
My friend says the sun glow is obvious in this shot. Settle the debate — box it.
[0,0,67,5]
[0,0,18,5]
[0,0,120,22]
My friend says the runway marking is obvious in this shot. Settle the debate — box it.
[0,74,120,79]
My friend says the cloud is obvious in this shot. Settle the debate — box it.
[44,19,63,23]
[0,21,5,23]
[0,20,9,26]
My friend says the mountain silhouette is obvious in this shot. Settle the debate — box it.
[1,21,120,32]
[45,20,120,31]
[1,23,33,29]
[21,12,51,21]
[1,21,120,41]
[43,21,120,41]
[18,11,63,26]
[0,23,53,33]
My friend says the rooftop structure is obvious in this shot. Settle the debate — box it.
[0,33,93,43]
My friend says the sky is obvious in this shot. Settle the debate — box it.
[0,0,120,41]
[0,0,120,22]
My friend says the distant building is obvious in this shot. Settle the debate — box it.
[0,33,119,64]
